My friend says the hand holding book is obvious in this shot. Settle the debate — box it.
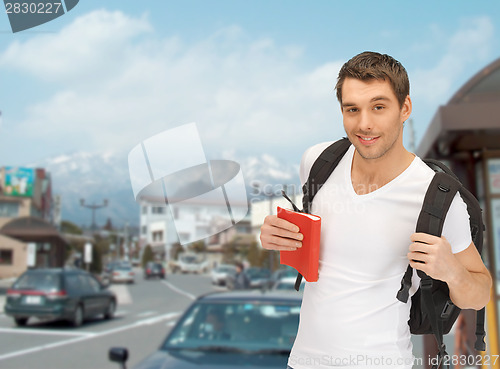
[277,206,321,282]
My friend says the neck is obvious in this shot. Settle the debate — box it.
[351,145,414,195]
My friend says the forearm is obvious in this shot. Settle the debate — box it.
[447,265,491,310]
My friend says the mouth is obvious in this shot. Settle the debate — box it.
[356,135,380,145]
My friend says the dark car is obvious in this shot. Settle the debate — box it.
[267,266,298,289]
[109,290,302,369]
[244,267,271,289]
[4,268,117,327]
[144,262,166,279]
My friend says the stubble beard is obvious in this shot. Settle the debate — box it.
[350,126,402,161]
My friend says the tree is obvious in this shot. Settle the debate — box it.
[188,240,206,253]
[170,242,183,261]
[61,220,83,235]
[141,245,154,267]
[246,241,261,267]
[222,240,236,264]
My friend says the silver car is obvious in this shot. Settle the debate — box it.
[211,264,237,286]
[111,265,135,284]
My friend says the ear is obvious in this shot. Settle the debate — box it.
[400,95,412,122]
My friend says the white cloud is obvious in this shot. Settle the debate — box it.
[0,10,344,164]
[411,16,494,103]
[0,10,152,82]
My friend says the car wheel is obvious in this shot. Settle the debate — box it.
[14,317,28,326]
[71,305,84,327]
[104,300,116,320]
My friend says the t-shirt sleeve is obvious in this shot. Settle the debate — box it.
[441,192,473,254]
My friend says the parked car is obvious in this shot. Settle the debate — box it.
[210,264,236,286]
[111,265,135,284]
[244,267,271,289]
[268,266,298,288]
[101,260,120,284]
[144,262,166,279]
[4,267,116,327]
[109,290,301,369]
[271,277,305,292]
[224,268,238,290]
[173,253,209,274]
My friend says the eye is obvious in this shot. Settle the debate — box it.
[373,105,384,111]
[347,108,358,113]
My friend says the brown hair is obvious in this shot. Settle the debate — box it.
[335,51,410,108]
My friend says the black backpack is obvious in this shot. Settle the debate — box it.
[290,137,486,369]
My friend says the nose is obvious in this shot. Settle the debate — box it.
[357,111,373,133]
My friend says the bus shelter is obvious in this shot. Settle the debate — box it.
[417,57,500,367]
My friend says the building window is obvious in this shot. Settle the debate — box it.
[0,249,13,265]
[152,206,165,214]
[141,225,147,235]
[0,201,19,217]
[152,230,163,242]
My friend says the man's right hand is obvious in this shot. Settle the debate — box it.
[260,215,303,251]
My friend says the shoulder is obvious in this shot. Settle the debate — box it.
[411,155,437,179]
[299,141,337,184]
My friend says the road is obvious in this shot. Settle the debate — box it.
[0,270,224,369]
[0,270,435,369]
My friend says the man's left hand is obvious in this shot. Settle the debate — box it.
[407,232,461,283]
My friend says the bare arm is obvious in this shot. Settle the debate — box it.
[408,233,491,310]
[260,215,303,251]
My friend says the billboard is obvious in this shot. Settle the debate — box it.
[4,167,35,197]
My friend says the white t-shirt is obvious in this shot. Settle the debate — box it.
[288,143,472,369]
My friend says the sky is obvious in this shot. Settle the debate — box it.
[0,0,499,169]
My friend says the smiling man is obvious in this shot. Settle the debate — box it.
[259,51,491,369]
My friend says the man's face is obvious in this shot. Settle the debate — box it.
[340,77,411,160]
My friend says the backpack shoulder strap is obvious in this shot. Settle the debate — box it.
[397,171,461,302]
[301,137,351,214]
[294,137,351,291]
[415,171,461,241]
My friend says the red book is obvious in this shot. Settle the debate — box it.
[277,206,321,282]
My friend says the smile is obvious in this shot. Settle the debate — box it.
[357,135,379,145]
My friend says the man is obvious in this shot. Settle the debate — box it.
[234,261,250,290]
[260,52,491,369]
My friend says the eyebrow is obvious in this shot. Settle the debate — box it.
[342,95,391,108]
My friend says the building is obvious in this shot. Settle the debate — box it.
[0,166,68,279]
[251,192,303,239]
[138,194,250,264]
[417,57,500,366]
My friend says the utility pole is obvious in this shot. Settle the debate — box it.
[80,198,108,232]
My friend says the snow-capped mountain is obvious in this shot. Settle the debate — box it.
[34,150,301,228]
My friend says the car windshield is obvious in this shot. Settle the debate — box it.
[181,255,198,263]
[216,265,235,273]
[162,299,300,352]
[246,268,270,279]
[275,281,305,291]
[115,266,132,271]
[12,272,61,292]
